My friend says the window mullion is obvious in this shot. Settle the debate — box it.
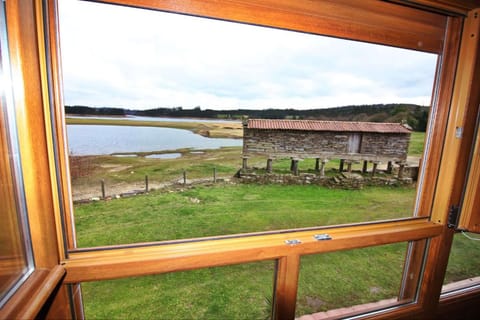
[418,10,480,314]
[273,254,301,320]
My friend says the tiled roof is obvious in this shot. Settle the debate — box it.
[247,119,411,134]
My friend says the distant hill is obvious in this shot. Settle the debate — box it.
[65,103,429,131]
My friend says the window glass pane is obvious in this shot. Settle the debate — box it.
[0,122,31,306]
[0,1,34,306]
[74,185,417,247]
[81,261,275,319]
[442,232,480,293]
[296,242,411,318]
[59,1,437,247]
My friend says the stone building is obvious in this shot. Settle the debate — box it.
[242,119,412,177]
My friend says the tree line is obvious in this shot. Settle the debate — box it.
[65,103,429,131]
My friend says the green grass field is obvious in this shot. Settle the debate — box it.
[77,185,415,318]
[75,185,417,247]
[76,184,480,318]
[408,131,426,157]
[73,131,479,318]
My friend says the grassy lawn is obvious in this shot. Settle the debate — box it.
[77,184,420,318]
[444,233,480,284]
[72,130,480,319]
[77,182,479,319]
[74,185,416,247]
[82,261,275,320]
[408,131,425,157]
[72,131,445,319]
[297,242,407,316]
[82,242,409,319]
[75,129,480,319]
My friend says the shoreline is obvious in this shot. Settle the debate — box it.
[65,116,243,139]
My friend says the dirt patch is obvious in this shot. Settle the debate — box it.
[100,164,132,173]
[71,176,234,202]
[305,296,325,310]
[72,180,168,202]
[369,286,383,294]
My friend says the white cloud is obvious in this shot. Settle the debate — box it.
[58,0,438,110]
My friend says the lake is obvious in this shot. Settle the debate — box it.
[67,124,242,156]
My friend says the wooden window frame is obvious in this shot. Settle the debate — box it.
[456,7,480,233]
[1,0,479,319]
[0,0,69,318]
[53,1,480,319]
[0,0,36,307]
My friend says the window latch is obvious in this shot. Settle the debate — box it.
[314,234,332,241]
[285,239,302,245]
[447,205,460,229]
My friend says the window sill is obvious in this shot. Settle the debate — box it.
[441,277,480,298]
[0,266,66,319]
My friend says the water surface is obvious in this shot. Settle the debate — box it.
[67,125,242,155]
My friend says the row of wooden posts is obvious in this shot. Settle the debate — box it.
[242,157,406,178]
[99,169,219,199]
[339,159,406,178]
[97,160,408,198]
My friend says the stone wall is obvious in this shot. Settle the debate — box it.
[243,129,410,162]
[361,133,410,158]
[236,171,414,190]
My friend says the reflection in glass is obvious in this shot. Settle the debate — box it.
[442,232,480,293]
[296,243,411,318]
[0,150,31,305]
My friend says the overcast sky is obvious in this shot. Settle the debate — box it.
[58,0,438,110]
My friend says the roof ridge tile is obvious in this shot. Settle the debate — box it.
[247,119,411,133]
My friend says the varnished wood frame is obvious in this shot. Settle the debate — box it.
[387,0,480,16]
[0,0,71,318]
[56,1,479,319]
[94,0,448,53]
[459,119,480,232]
[1,0,480,319]
[457,9,480,233]
[63,219,442,283]
[0,266,66,319]
[0,6,35,302]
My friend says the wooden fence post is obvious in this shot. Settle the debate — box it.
[242,157,248,169]
[346,160,353,173]
[101,179,105,199]
[213,167,217,183]
[362,160,368,173]
[292,159,299,176]
[339,159,345,172]
[398,163,406,179]
[266,158,273,173]
[145,175,149,192]
[371,162,379,177]
[320,159,328,177]
[183,170,187,185]
[387,161,393,174]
